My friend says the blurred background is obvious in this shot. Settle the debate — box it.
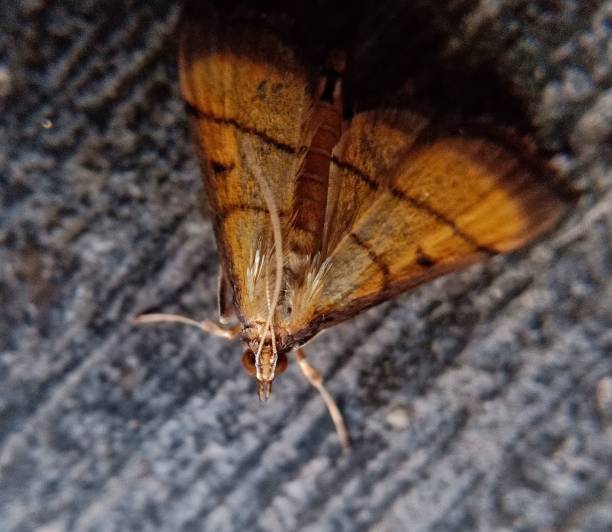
[0,1,610,531]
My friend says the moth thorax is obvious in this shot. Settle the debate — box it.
[241,345,288,401]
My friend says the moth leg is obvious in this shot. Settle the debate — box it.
[133,313,240,340]
[295,348,350,452]
[217,270,236,325]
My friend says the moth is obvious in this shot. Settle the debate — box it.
[136,4,571,450]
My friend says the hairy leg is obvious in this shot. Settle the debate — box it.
[133,313,240,339]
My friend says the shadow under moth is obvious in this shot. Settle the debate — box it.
[136,2,573,450]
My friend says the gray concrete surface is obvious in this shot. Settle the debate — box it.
[1,1,611,531]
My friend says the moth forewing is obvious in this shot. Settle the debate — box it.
[179,10,309,323]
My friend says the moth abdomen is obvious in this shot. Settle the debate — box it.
[290,56,344,255]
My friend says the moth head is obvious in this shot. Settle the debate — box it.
[241,345,288,401]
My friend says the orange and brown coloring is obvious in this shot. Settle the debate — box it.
[135,4,573,450]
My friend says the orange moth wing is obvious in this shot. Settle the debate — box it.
[179,9,309,331]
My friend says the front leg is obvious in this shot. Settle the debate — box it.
[217,269,236,325]
[296,348,350,452]
[133,313,240,340]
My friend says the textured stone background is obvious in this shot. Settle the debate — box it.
[1,1,611,531]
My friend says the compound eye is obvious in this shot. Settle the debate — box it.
[275,352,288,375]
[241,349,256,376]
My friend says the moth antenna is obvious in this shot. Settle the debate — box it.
[254,257,278,378]
[266,270,279,376]
[251,168,284,364]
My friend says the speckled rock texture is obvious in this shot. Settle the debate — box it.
[1,1,610,531]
